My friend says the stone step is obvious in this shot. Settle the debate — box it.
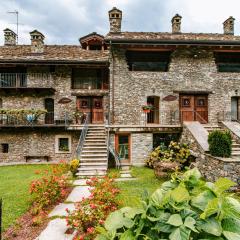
[80,162,108,166]
[231,152,240,156]
[86,136,106,139]
[78,166,107,171]
[204,125,220,129]
[81,154,107,158]
[83,146,107,149]
[76,171,106,177]
[87,133,106,136]
[80,158,108,162]
[82,150,107,154]
[85,139,106,142]
[232,147,240,151]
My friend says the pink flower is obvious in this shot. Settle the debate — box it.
[87,227,95,234]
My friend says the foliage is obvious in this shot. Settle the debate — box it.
[145,141,191,168]
[208,130,232,157]
[30,161,70,215]
[96,168,240,240]
[70,159,80,176]
[66,176,120,240]
[0,108,47,117]
[142,104,154,110]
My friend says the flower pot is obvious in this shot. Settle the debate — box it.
[143,109,151,113]
[153,161,180,179]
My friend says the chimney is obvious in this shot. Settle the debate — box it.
[108,7,122,33]
[3,28,17,45]
[30,30,45,53]
[223,16,235,35]
[171,14,182,34]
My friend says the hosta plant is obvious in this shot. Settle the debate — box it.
[96,168,240,240]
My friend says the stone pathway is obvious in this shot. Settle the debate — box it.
[36,170,137,240]
[36,179,90,240]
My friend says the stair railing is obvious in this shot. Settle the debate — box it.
[75,113,90,159]
[106,125,121,169]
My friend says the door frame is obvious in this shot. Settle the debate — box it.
[115,133,131,164]
[179,94,208,123]
[76,96,104,124]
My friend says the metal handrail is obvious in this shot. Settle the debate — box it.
[106,124,121,169]
[75,113,90,159]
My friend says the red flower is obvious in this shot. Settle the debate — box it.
[87,227,95,234]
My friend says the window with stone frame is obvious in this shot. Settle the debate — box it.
[1,143,9,153]
[71,68,109,89]
[215,52,240,72]
[126,51,171,72]
[55,135,71,153]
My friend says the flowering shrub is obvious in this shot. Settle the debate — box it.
[145,141,191,168]
[66,176,120,240]
[70,159,80,176]
[30,161,70,215]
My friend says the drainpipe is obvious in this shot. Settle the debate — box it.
[110,40,115,124]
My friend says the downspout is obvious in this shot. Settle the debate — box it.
[110,40,115,124]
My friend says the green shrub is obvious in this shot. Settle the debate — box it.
[96,168,240,240]
[69,158,80,176]
[208,130,232,157]
[145,141,191,168]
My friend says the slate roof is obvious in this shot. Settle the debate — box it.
[0,45,109,63]
[105,32,240,44]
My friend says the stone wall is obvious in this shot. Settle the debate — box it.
[0,129,80,163]
[110,48,240,125]
[196,154,240,184]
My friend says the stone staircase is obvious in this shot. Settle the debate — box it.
[77,126,108,178]
[203,124,240,159]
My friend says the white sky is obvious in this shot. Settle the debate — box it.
[0,0,239,45]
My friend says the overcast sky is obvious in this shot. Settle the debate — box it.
[0,0,239,45]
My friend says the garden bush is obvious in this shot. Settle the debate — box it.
[30,161,70,216]
[70,159,80,176]
[96,168,240,240]
[145,141,191,169]
[208,130,232,157]
[66,176,120,240]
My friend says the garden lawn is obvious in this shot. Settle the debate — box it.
[115,167,164,207]
[0,164,51,231]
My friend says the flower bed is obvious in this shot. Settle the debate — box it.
[66,176,120,240]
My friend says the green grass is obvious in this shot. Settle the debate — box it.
[114,167,165,207]
[0,164,51,231]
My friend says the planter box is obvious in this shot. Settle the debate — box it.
[153,161,180,179]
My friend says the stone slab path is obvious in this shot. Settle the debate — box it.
[36,180,90,240]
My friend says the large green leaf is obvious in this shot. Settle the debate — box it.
[104,210,134,231]
[120,207,144,219]
[223,231,240,240]
[222,197,240,220]
[184,216,198,233]
[198,217,222,236]
[213,178,236,195]
[150,188,165,207]
[191,190,215,211]
[200,198,219,219]
[167,214,183,227]
[169,225,191,240]
[152,222,174,233]
[170,185,190,203]
[222,218,240,234]
[119,230,135,240]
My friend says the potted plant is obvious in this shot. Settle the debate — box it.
[142,104,153,113]
[73,110,83,124]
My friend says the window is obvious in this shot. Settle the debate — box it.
[215,52,240,72]
[0,98,2,108]
[55,135,71,153]
[182,98,191,107]
[126,51,171,72]
[71,68,108,89]
[1,143,9,153]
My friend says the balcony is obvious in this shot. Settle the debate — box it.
[0,111,71,128]
[0,73,55,96]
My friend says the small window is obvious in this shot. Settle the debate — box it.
[55,135,71,153]
[59,138,69,152]
[215,52,240,72]
[116,14,119,18]
[196,98,206,106]
[1,144,9,153]
[182,98,191,107]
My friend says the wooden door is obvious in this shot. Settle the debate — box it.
[45,98,54,124]
[76,97,91,123]
[180,95,208,123]
[180,95,195,122]
[92,97,104,124]
[195,95,208,123]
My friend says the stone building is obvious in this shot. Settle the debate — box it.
[1,8,240,173]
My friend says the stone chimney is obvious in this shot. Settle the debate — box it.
[3,28,17,45]
[171,14,182,34]
[30,30,45,53]
[223,16,235,35]
[108,7,122,33]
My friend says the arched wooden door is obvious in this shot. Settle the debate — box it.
[45,98,54,124]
